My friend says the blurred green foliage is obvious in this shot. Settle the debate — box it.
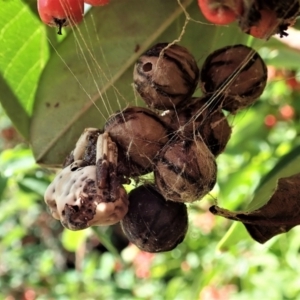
[1,0,300,299]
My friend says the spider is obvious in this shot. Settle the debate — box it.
[44,105,172,231]
[44,129,129,231]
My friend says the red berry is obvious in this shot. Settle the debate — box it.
[84,0,109,6]
[264,114,277,128]
[37,0,84,35]
[286,76,300,92]
[197,0,243,25]
[1,127,17,141]
[248,9,278,39]
[279,105,295,120]
[286,77,298,90]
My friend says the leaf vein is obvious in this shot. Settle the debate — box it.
[3,28,43,78]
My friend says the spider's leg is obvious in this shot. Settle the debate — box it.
[96,132,122,201]
[64,128,101,167]
[107,137,119,201]
[73,128,101,160]
[96,132,109,190]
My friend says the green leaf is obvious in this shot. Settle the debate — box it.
[0,0,49,139]
[92,227,124,264]
[0,173,8,202]
[0,148,36,175]
[30,0,250,166]
[61,229,87,252]
[248,144,300,211]
[18,176,49,197]
[217,222,252,252]
[252,34,300,69]
[21,0,41,20]
[0,74,30,139]
[217,145,300,251]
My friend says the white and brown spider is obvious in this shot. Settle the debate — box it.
[44,129,129,230]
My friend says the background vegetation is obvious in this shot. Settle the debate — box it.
[1,0,300,299]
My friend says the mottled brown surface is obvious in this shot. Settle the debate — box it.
[200,45,267,113]
[121,184,188,253]
[155,136,217,203]
[133,43,199,110]
[163,96,232,156]
[105,106,170,176]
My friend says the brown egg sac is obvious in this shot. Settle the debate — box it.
[200,108,232,156]
[200,44,267,113]
[120,184,188,253]
[159,96,213,135]
[105,106,170,177]
[133,43,199,110]
[160,96,232,156]
[155,136,217,203]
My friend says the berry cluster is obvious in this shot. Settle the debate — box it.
[44,43,268,253]
[120,43,267,252]
[198,0,300,39]
[37,0,109,35]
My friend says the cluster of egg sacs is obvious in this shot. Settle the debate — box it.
[105,43,267,253]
